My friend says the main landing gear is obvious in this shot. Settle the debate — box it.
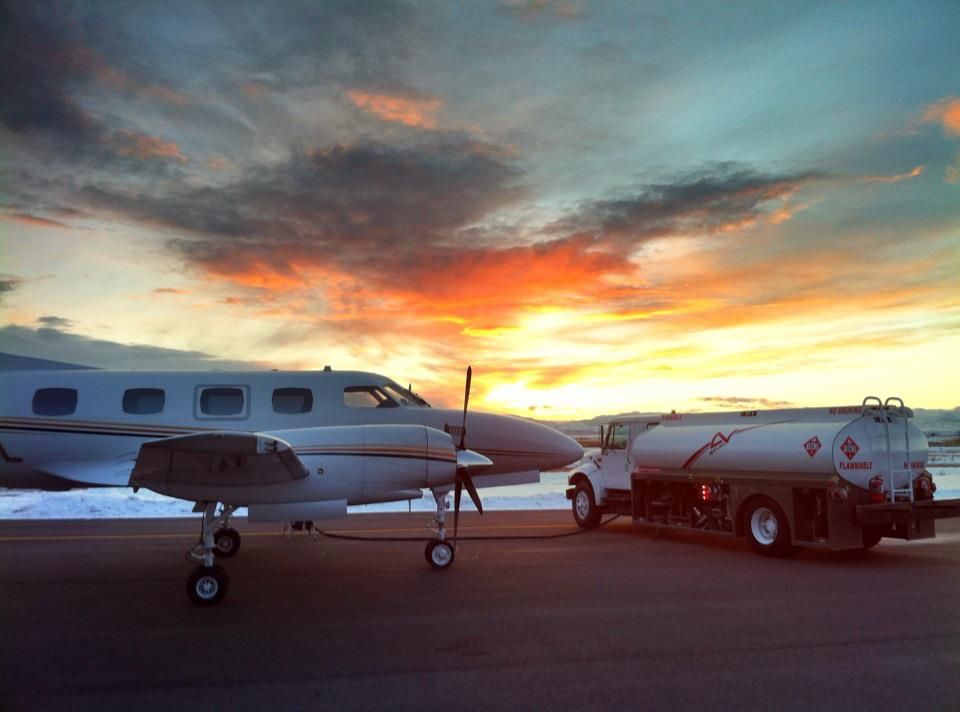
[185,502,238,606]
[425,488,456,569]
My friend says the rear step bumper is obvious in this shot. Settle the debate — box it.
[855,498,960,527]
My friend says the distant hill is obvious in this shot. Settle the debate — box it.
[0,352,95,371]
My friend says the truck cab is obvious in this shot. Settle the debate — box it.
[566,416,659,527]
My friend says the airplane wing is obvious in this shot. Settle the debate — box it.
[130,431,308,500]
[35,456,137,487]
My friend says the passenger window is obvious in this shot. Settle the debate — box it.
[343,386,398,408]
[32,388,78,416]
[123,388,165,415]
[273,388,313,414]
[199,387,245,416]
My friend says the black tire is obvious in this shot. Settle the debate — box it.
[862,528,884,549]
[743,497,793,557]
[187,564,229,606]
[572,480,601,529]
[425,539,455,569]
[213,528,241,558]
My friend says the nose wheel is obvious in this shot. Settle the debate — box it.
[426,488,458,570]
[425,538,455,568]
[187,563,229,606]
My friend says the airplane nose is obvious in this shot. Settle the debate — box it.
[447,411,583,475]
[541,425,584,470]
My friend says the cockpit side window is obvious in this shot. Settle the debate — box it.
[381,383,430,408]
[343,386,398,408]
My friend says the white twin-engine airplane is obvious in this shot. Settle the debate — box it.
[0,366,583,605]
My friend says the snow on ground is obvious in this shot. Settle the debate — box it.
[0,472,574,519]
[2,451,958,520]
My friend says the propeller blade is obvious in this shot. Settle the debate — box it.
[461,469,483,515]
[458,365,472,450]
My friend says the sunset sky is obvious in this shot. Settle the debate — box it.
[1,1,958,417]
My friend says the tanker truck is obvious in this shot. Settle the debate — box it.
[566,397,960,555]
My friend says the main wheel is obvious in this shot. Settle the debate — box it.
[572,481,601,529]
[187,564,229,606]
[213,528,241,558]
[744,497,794,557]
[425,539,455,569]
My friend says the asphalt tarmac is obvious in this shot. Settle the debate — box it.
[2,511,959,711]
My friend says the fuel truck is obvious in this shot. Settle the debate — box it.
[566,397,960,555]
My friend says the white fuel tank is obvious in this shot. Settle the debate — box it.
[631,401,928,490]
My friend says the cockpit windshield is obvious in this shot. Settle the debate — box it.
[381,383,431,408]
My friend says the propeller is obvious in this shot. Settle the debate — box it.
[453,366,483,547]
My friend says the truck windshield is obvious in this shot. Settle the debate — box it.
[382,383,430,408]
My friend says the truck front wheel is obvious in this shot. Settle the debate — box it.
[744,497,794,557]
[572,481,601,529]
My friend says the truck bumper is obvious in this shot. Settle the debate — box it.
[856,497,960,525]
[854,498,960,541]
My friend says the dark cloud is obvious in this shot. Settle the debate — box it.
[77,138,524,272]
[0,325,262,370]
[552,166,823,247]
[36,315,74,329]
[0,4,102,149]
[0,275,24,303]
[0,2,189,171]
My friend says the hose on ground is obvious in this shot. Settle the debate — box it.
[318,514,622,542]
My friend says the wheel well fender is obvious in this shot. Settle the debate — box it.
[569,470,603,501]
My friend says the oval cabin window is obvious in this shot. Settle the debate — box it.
[123,388,165,415]
[32,388,78,416]
[199,387,245,416]
[272,388,313,414]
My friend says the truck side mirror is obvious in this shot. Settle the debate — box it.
[599,425,606,455]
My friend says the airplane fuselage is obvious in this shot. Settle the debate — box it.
[0,368,582,502]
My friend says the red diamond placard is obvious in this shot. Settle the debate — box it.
[840,436,859,460]
[803,436,821,457]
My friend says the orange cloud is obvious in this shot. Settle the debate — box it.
[108,130,188,163]
[921,96,960,136]
[1,213,71,229]
[206,156,233,170]
[347,90,443,128]
[153,287,190,295]
[62,44,190,107]
[864,165,924,184]
[241,81,267,100]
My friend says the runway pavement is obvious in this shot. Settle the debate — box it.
[2,511,959,711]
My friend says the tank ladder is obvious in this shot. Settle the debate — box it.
[863,396,913,503]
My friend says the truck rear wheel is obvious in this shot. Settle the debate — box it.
[572,481,601,529]
[744,497,793,557]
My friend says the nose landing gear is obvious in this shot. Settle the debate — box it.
[426,488,456,569]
